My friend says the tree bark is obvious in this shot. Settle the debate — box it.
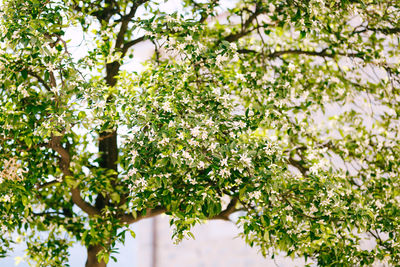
[85,245,107,267]
[87,61,120,267]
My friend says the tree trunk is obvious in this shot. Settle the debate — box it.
[86,58,120,267]
[85,245,107,267]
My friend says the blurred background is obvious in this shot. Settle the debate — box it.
[0,217,308,267]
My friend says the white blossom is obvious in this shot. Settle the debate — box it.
[178,132,185,140]
[162,101,172,112]
[128,167,138,176]
[220,157,228,166]
[191,126,201,137]
[197,161,205,169]
[239,153,252,166]
[208,142,218,151]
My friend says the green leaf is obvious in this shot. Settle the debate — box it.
[130,230,136,239]
[21,69,28,80]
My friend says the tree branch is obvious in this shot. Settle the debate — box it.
[48,134,100,217]
[288,157,308,176]
[238,48,359,59]
[120,206,166,224]
[32,211,65,217]
[26,70,51,91]
[36,180,60,189]
[115,0,149,49]
[355,26,400,35]
[122,36,146,56]
[191,0,219,23]
[223,4,263,43]
[211,197,239,221]
[370,26,400,34]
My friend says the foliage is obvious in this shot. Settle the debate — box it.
[0,0,400,266]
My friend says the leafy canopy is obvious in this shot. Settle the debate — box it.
[0,0,400,266]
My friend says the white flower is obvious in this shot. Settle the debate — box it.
[264,148,274,155]
[20,89,29,97]
[375,200,384,209]
[232,53,239,62]
[178,132,185,140]
[219,168,230,178]
[177,43,185,50]
[262,73,274,82]
[162,101,172,112]
[230,43,237,50]
[128,167,138,176]
[168,120,175,127]
[135,177,147,187]
[205,118,214,126]
[165,15,174,22]
[188,139,199,146]
[198,161,205,169]
[269,3,275,12]
[327,190,334,198]
[93,100,106,109]
[12,31,19,39]
[236,73,245,81]
[182,96,190,104]
[131,150,139,159]
[215,54,228,66]
[182,151,191,159]
[212,87,221,96]
[185,35,193,42]
[191,126,201,137]
[46,63,56,72]
[239,153,252,166]
[208,142,218,151]
[220,157,228,166]
[250,191,261,200]
[235,178,242,184]
[200,131,208,140]
[2,195,11,202]
[158,137,169,146]
[309,164,319,175]
[309,205,318,214]
[168,38,176,46]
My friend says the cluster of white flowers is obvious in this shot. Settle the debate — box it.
[249,190,261,200]
[127,167,137,177]
[215,53,229,67]
[309,158,330,175]
[239,153,252,167]
[158,137,170,146]
[197,161,206,169]
[128,177,147,193]
[208,142,218,151]
[162,101,172,113]
[1,194,11,202]
[219,168,230,178]
[130,150,139,164]
[190,126,201,137]
[0,157,25,183]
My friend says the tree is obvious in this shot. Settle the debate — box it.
[0,0,399,266]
